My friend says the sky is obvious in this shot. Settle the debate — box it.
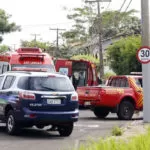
[0,0,141,49]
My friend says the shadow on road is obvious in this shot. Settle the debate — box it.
[0,126,66,140]
[79,116,143,121]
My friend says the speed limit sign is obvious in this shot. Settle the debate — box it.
[136,46,150,64]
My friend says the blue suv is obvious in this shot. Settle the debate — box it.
[0,71,79,136]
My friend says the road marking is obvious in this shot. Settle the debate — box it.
[74,124,99,128]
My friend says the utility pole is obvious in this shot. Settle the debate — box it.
[31,34,40,47]
[12,44,16,51]
[85,0,111,78]
[49,28,65,57]
[141,0,150,122]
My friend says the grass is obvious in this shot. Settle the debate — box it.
[111,126,123,136]
[75,126,150,150]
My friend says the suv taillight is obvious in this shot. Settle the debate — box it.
[19,92,35,100]
[71,93,78,101]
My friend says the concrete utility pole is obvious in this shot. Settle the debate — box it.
[85,0,111,78]
[141,0,150,122]
[49,28,65,57]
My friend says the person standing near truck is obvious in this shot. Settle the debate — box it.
[78,71,85,86]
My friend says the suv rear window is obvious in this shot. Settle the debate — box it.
[17,76,74,92]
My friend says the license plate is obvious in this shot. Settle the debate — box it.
[84,101,91,106]
[47,99,61,104]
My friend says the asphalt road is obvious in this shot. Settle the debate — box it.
[0,109,142,150]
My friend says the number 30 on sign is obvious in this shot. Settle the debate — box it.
[136,46,150,64]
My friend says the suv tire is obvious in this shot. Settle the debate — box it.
[6,110,20,135]
[58,123,73,137]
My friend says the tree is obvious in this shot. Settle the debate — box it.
[62,5,141,57]
[0,44,10,52]
[107,35,141,75]
[20,40,55,55]
[90,9,141,39]
[0,9,20,42]
[62,5,96,50]
[71,54,99,64]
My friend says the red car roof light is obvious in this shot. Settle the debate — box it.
[16,48,42,53]
[12,67,48,72]
[19,54,45,61]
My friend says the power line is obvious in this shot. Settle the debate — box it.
[105,1,111,10]
[119,0,127,12]
[85,0,111,78]
[124,0,133,12]
[49,28,66,57]
[21,21,74,28]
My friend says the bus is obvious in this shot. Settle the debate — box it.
[0,47,55,74]
[55,59,98,89]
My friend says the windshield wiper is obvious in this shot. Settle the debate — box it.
[41,86,56,91]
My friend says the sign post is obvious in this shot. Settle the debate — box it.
[141,0,150,122]
[137,46,150,122]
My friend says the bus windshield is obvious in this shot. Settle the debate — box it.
[11,64,56,73]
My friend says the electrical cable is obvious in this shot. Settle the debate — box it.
[124,0,133,12]
[21,21,74,28]
[119,0,127,12]
[105,1,111,10]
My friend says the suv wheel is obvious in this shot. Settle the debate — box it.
[58,123,73,137]
[6,110,20,135]
[117,101,134,120]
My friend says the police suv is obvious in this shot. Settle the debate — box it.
[0,71,79,136]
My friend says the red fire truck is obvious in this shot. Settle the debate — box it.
[55,59,98,90]
[0,47,55,73]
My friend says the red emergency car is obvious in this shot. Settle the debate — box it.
[0,47,55,73]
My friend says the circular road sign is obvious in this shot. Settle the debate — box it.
[136,46,150,64]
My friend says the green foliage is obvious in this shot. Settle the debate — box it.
[103,72,116,80]
[20,40,55,55]
[20,40,71,58]
[62,5,96,49]
[107,35,142,75]
[91,9,141,39]
[63,5,140,57]
[77,127,150,150]
[111,126,123,136]
[0,44,9,52]
[0,9,20,42]
[71,54,99,64]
